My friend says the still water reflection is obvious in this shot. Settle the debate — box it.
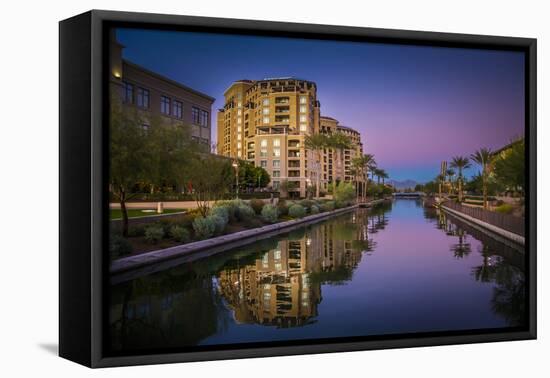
[109,199,525,353]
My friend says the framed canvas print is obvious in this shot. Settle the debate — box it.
[59,10,537,368]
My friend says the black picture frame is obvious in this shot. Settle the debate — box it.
[59,9,537,368]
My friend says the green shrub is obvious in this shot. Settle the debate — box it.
[250,199,265,214]
[334,182,355,203]
[210,206,229,224]
[261,204,278,223]
[211,215,228,235]
[289,204,306,218]
[109,235,133,259]
[310,205,320,214]
[236,204,255,221]
[277,199,289,216]
[320,201,335,212]
[192,216,216,239]
[299,199,314,211]
[169,225,190,243]
[144,224,165,244]
[335,200,346,209]
[213,200,240,220]
[127,224,146,237]
[495,203,514,214]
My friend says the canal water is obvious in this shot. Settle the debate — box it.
[109,199,526,354]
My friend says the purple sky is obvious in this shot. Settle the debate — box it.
[117,29,525,182]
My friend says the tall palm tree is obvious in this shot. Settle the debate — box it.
[377,169,389,185]
[445,168,456,195]
[361,154,376,201]
[450,156,471,202]
[471,148,493,209]
[305,133,329,198]
[326,132,352,195]
[437,173,445,201]
[350,157,364,202]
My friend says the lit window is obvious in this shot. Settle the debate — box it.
[300,123,307,131]
[237,109,242,115]
[300,105,307,113]
[262,98,269,106]
[137,87,150,108]
[263,108,269,115]
[300,96,307,104]
[122,82,134,103]
[263,116,270,124]
[273,148,280,157]
[237,101,242,107]
[160,96,171,115]
[300,115,307,122]
[237,134,241,140]
[273,139,280,147]
[237,142,242,148]
[274,250,281,259]
[260,139,268,147]
[237,117,242,124]
[237,126,242,132]
[273,160,280,168]
[173,100,183,119]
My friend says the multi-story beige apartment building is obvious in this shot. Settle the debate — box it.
[217,78,321,197]
[319,116,364,191]
[109,32,215,147]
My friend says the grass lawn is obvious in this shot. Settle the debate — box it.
[110,208,185,220]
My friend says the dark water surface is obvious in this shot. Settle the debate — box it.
[109,199,525,353]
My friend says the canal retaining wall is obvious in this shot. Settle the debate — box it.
[111,203,382,276]
[441,204,525,246]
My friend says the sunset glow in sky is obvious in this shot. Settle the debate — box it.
[117,28,525,182]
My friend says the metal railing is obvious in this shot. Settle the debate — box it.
[442,201,525,237]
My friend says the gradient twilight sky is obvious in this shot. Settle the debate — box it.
[116,28,525,183]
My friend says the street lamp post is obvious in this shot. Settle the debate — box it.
[232,160,239,199]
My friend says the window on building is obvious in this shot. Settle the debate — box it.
[272,170,280,178]
[273,181,280,190]
[137,87,150,108]
[262,107,270,115]
[273,148,281,157]
[262,98,269,106]
[300,96,307,104]
[300,115,307,122]
[260,160,267,168]
[260,139,268,147]
[122,82,134,104]
[273,160,280,168]
[237,101,242,107]
[300,105,307,113]
[192,107,200,124]
[172,100,183,119]
[160,96,171,115]
[273,139,280,147]
[263,116,270,124]
[237,117,242,124]
[237,109,242,115]
[260,149,268,158]
[300,123,308,132]
[200,110,209,127]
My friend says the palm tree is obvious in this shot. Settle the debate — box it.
[437,173,445,201]
[450,156,471,202]
[361,154,376,201]
[326,132,352,195]
[471,148,493,209]
[377,169,389,185]
[350,158,363,202]
[445,168,456,195]
[305,133,329,198]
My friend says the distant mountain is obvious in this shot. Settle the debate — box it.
[387,179,418,190]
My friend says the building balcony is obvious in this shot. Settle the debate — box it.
[288,151,301,158]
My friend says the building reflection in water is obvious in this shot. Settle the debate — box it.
[216,205,390,328]
[109,204,391,351]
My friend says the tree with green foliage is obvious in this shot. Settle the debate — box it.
[450,156,471,202]
[471,148,493,209]
[305,133,329,198]
[110,103,154,237]
[494,140,525,196]
[326,132,352,194]
[334,182,356,203]
[187,155,234,217]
